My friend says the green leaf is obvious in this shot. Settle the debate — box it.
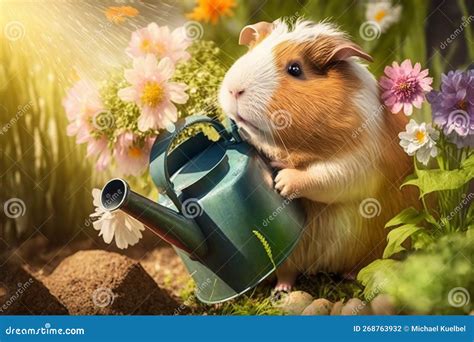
[385,207,425,228]
[402,168,474,198]
[383,224,423,258]
[357,259,400,300]
[461,152,474,170]
[465,202,474,224]
[411,230,435,250]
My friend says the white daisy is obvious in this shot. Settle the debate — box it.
[399,119,439,165]
[366,1,402,33]
[90,188,145,249]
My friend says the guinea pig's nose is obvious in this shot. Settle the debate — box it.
[229,88,245,98]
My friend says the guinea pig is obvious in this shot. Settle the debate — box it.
[218,19,418,292]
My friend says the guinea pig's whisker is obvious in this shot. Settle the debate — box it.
[273,128,294,167]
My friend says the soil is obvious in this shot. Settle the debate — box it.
[2,235,191,315]
[1,235,363,316]
[0,262,68,315]
[44,250,180,315]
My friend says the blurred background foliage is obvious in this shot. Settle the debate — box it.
[0,0,472,249]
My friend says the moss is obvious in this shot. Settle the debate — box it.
[181,272,361,315]
[296,272,363,302]
[189,286,285,316]
[385,231,474,314]
[173,40,226,121]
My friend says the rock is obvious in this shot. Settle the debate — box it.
[370,294,395,315]
[302,298,333,315]
[44,250,179,315]
[0,262,68,315]
[278,291,313,315]
[330,300,344,315]
[470,310,474,315]
[341,298,371,315]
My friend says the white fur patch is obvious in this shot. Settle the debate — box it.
[218,41,278,135]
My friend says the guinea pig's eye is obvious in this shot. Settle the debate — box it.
[287,62,303,78]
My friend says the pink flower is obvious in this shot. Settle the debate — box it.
[380,59,433,116]
[63,79,104,143]
[118,55,188,131]
[63,80,112,170]
[126,23,191,63]
[113,132,154,176]
[86,137,111,171]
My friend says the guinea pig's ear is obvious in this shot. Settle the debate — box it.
[239,21,273,47]
[328,43,373,63]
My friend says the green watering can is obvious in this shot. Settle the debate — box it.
[100,116,305,303]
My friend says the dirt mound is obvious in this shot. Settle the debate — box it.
[0,262,68,315]
[44,250,179,315]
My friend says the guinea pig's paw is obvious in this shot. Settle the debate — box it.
[274,169,303,198]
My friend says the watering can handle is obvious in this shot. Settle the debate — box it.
[149,115,232,209]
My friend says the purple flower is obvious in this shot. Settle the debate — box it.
[427,69,474,147]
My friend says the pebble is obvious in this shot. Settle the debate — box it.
[278,291,313,315]
[341,298,372,315]
[302,298,333,315]
[370,294,395,315]
[330,300,344,315]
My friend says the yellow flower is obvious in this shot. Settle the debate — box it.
[105,6,139,24]
[187,0,236,25]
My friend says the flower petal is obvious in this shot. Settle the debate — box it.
[168,83,189,104]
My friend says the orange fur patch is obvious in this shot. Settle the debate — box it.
[264,38,418,274]
[267,40,364,166]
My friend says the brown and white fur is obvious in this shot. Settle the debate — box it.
[218,19,416,292]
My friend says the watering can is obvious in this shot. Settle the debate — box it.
[100,116,305,303]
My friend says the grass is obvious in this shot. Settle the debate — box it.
[0,38,102,246]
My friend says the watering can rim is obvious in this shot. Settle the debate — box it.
[100,178,129,211]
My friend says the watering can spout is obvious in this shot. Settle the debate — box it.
[100,178,207,258]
